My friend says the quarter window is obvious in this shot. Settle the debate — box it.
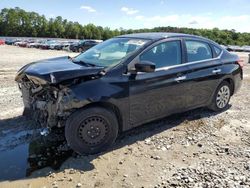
[185,41,212,62]
[140,41,182,69]
[213,45,222,57]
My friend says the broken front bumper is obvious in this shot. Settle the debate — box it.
[19,82,88,128]
[20,83,69,128]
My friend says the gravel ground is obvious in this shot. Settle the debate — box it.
[0,45,249,188]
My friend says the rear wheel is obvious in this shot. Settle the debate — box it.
[65,107,118,155]
[208,81,231,111]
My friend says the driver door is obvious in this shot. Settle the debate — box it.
[129,40,190,127]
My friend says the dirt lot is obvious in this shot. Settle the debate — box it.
[0,45,249,188]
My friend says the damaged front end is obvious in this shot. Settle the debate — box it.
[17,76,73,128]
[15,56,105,128]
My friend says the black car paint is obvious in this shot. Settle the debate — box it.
[15,56,104,84]
[16,33,242,132]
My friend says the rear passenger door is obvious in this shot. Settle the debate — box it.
[184,39,223,108]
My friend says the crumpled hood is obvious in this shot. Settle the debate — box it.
[15,56,104,84]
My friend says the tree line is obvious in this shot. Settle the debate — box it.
[1,7,250,45]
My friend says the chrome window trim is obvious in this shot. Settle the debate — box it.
[127,37,223,75]
[153,50,223,72]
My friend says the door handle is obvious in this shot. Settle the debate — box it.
[212,69,221,74]
[175,75,186,82]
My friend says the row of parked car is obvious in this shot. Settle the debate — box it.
[1,38,103,52]
[221,45,250,52]
[1,37,250,53]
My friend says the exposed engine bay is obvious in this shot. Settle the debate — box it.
[14,56,105,128]
[19,77,70,128]
[18,74,99,128]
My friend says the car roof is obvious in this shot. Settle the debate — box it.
[116,32,220,47]
[117,32,207,40]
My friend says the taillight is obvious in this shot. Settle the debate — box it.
[237,59,244,68]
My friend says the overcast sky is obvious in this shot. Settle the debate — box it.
[1,0,250,32]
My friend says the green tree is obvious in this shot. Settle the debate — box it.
[1,7,250,45]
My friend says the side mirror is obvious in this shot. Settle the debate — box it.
[135,61,156,73]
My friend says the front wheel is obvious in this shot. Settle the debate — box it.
[65,107,119,155]
[208,81,231,112]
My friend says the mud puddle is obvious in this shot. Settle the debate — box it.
[0,128,73,181]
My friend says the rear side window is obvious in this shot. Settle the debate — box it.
[140,41,182,69]
[185,40,212,62]
[213,45,222,57]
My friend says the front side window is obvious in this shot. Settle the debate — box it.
[185,40,212,62]
[140,41,182,69]
[74,38,149,68]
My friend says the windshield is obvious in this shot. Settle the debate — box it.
[74,38,150,67]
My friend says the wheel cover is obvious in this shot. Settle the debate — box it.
[78,116,108,146]
[216,85,230,109]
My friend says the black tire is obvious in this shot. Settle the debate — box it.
[208,81,231,112]
[65,107,119,155]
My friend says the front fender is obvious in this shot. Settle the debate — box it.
[59,78,124,111]
[58,76,130,131]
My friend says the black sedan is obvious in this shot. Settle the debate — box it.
[69,40,101,52]
[15,33,243,154]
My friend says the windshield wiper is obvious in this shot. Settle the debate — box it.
[73,60,97,67]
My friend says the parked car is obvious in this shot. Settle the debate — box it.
[15,33,243,155]
[4,39,13,45]
[5,39,19,45]
[227,45,244,52]
[242,46,250,52]
[39,40,54,50]
[69,40,101,52]
[14,41,24,46]
[54,41,72,50]
[0,39,5,45]
[35,41,46,49]
[220,45,227,49]
[48,41,61,50]
[27,41,42,48]
[18,41,30,47]
[62,42,73,50]
[64,42,77,51]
